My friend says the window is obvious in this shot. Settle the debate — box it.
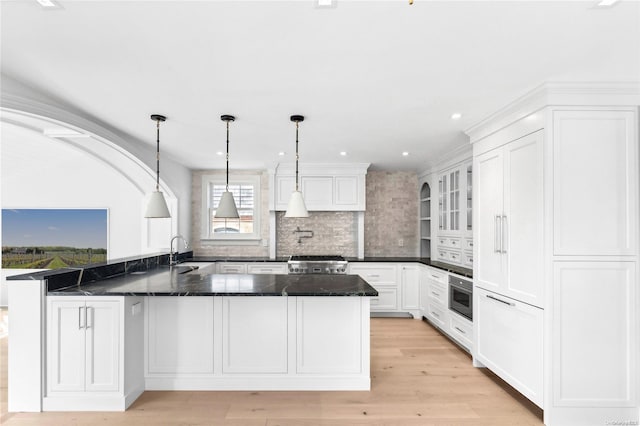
[201,175,261,241]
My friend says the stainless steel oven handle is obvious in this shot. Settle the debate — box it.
[486,294,515,307]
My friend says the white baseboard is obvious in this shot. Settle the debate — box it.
[145,375,371,391]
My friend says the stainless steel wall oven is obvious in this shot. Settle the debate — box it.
[449,275,473,321]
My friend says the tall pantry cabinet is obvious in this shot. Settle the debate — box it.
[468,83,639,426]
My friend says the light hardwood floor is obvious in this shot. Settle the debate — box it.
[0,314,543,425]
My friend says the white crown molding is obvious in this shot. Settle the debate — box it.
[465,81,640,144]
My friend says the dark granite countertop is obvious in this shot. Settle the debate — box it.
[347,257,472,278]
[48,264,378,297]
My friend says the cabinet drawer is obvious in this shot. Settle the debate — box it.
[425,268,447,285]
[246,263,287,275]
[438,237,461,249]
[448,250,462,264]
[449,313,472,349]
[217,263,247,274]
[464,239,474,251]
[369,287,398,311]
[427,303,447,329]
[348,264,397,285]
[462,253,473,268]
[427,281,447,307]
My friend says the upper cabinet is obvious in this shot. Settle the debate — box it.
[552,110,637,256]
[438,162,472,238]
[269,163,370,211]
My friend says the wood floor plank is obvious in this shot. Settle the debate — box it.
[0,313,543,425]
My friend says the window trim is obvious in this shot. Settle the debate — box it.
[200,174,261,241]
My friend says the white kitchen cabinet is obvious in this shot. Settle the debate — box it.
[435,160,473,265]
[475,287,543,407]
[246,263,288,274]
[222,297,288,374]
[448,312,473,350]
[418,265,429,317]
[47,298,119,393]
[45,296,144,411]
[400,264,420,312]
[553,110,637,256]
[475,130,544,308]
[146,297,214,375]
[270,163,369,211]
[423,266,449,330]
[348,263,399,313]
[217,263,247,274]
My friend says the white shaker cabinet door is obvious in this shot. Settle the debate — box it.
[84,300,120,392]
[553,109,637,256]
[503,131,544,307]
[48,299,86,393]
[474,147,504,294]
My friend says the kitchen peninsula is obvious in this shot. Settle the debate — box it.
[7,253,377,412]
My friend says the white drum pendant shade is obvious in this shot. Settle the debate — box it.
[145,190,171,218]
[285,190,309,218]
[216,190,239,218]
[145,114,171,218]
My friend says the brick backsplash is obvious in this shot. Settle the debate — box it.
[191,169,418,258]
[276,211,358,257]
[364,171,419,257]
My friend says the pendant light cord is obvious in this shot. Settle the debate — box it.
[155,119,161,191]
[226,119,230,192]
[295,121,299,192]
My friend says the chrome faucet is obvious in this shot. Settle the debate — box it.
[169,235,189,266]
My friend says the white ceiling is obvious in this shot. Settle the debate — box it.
[1,0,639,171]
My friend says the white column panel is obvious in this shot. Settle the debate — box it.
[222,297,288,374]
[553,261,637,407]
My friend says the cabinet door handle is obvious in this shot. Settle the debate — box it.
[78,306,85,329]
[85,306,91,329]
[501,214,508,254]
[494,215,500,253]
[454,326,466,335]
[486,294,515,306]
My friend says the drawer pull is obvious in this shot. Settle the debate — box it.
[431,291,440,297]
[367,274,380,278]
[431,275,441,279]
[486,294,515,307]
[431,311,440,318]
[454,326,466,335]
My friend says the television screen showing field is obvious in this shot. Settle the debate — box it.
[2,209,108,269]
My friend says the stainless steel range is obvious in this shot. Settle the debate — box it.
[287,255,348,274]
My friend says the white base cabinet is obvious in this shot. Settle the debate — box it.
[474,287,543,407]
[144,296,371,391]
[45,296,144,411]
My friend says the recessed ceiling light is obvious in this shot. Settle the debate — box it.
[451,113,462,120]
[35,0,60,8]
[402,152,409,157]
[278,151,286,156]
[340,151,347,156]
[216,151,224,156]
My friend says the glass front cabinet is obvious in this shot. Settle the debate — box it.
[436,161,473,267]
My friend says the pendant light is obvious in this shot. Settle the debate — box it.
[285,115,309,218]
[144,114,171,218]
[214,115,239,218]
